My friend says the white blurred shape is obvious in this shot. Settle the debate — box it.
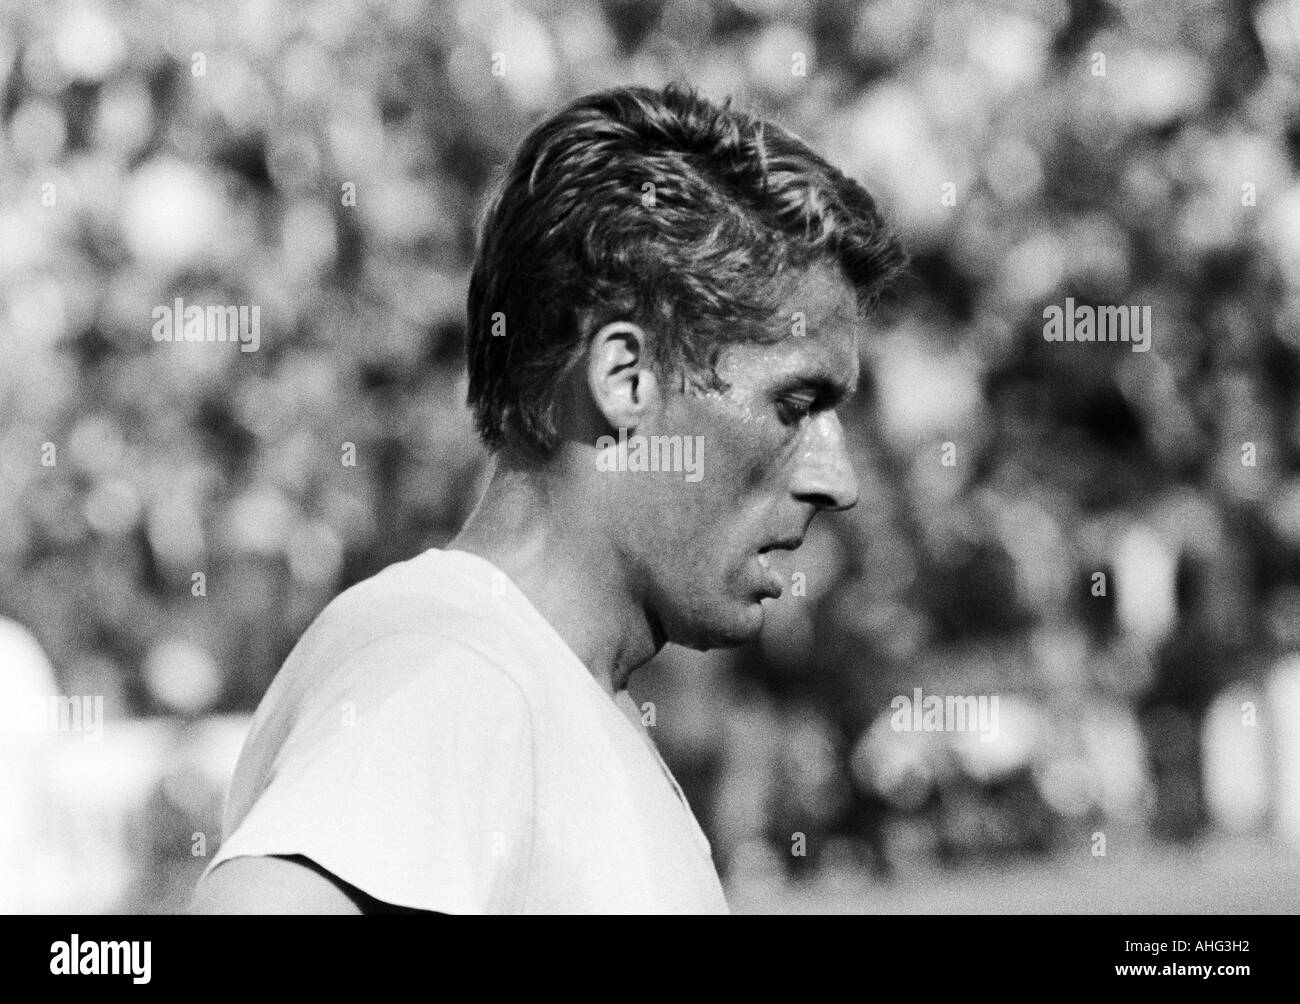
[94,78,154,160]
[748,24,813,96]
[984,137,1043,205]
[143,640,222,715]
[1033,755,1093,816]
[225,486,294,555]
[966,13,1047,90]
[55,3,124,81]
[874,330,983,444]
[1110,47,1210,127]
[0,618,56,912]
[43,719,175,912]
[360,178,441,249]
[68,415,125,475]
[281,200,337,277]
[5,280,68,347]
[1255,0,1300,71]
[999,231,1065,306]
[1268,657,1300,847]
[952,694,1041,783]
[853,0,927,65]
[1265,185,1300,290]
[0,617,56,728]
[1113,523,1178,646]
[489,8,558,111]
[995,499,1069,606]
[84,477,142,536]
[840,84,956,243]
[146,480,208,575]
[287,522,344,587]
[1082,700,1150,818]
[1203,685,1269,833]
[1267,478,1300,548]
[121,159,224,267]
[851,713,937,811]
[185,713,252,793]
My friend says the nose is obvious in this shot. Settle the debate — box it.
[791,412,859,512]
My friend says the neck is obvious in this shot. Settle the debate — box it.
[448,455,659,695]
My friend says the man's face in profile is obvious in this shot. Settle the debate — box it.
[627,263,863,650]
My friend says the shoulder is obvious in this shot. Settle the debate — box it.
[327,630,533,739]
[254,549,541,724]
[210,633,536,913]
[233,549,544,793]
[230,627,537,813]
[209,551,543,913]
[292,549,528,687]
[256,628,534,774]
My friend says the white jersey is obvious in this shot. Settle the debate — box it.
[205,548,729,914]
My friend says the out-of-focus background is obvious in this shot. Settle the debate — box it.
[3,0,1300,914]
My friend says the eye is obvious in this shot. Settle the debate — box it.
[776,395,816,426]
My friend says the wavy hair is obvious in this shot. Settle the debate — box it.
[466,83,906,458]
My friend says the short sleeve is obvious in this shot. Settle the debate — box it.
[207,632,534,914]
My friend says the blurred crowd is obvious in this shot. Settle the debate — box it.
[2,0,1300,912]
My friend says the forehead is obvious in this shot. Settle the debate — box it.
[720,264,862,388]
[776,263,861,335]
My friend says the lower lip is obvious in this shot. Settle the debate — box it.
[755,554,784,599]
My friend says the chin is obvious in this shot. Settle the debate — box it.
[667,599,767,651]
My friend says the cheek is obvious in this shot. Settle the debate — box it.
[656,442,784,579]
[682,395,786,493]
[657,394,793,560]
[670,435,768,544]
[710,423,795,517]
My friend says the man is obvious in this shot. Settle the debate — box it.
[192,83,904,914]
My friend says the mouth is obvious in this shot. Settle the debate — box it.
[754,537,803,598]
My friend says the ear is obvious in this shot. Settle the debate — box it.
[586,321,662,433]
